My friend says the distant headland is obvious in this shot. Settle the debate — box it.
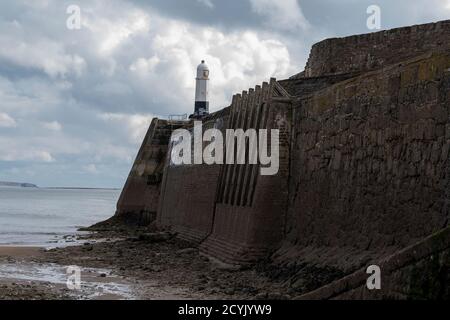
[0,181,38,188]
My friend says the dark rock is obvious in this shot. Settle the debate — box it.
[138,232,172,243]
[224,288,235,295]
[176,248,197,255]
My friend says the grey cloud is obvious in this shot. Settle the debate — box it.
[131,0,262,31]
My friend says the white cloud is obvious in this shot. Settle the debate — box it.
[249,0,310,31]
[197,0,214,9]
[34,150,54,162]
[0,113,17,128]
[99,113,156,144]
[0,147,54,163]
[0,23,86,78]
[130,56,160,74]
[41,121,62,131]
[83,9,150,55]
[19,0,51,9]
[92,143,134,163]
[83,164,99,174]
[130,18,296,113]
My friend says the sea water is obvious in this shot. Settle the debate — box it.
[0,187,120,246]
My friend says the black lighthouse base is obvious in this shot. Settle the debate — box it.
[189,101,209,119]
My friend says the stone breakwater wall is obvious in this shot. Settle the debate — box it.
[106,20,450,298]
[157,79,293,263]
[284,53,450,268]
[298,226,450,300]
[304,20,450,77]
[157,108,230,243]
[114,119,185,225]
[199,80,292,263]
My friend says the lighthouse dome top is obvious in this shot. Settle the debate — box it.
[196,60,209,80]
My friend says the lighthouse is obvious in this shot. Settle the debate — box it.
[191,60,209,118]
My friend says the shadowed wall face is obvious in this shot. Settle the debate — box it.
[286,53,450,255]
[115,119,185,225]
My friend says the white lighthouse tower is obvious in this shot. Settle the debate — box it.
[192,60,209,118]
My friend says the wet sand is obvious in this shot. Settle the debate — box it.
[0,246,44,258]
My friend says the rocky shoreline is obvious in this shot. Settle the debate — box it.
[0,226,341,300]
[39,230,292,299]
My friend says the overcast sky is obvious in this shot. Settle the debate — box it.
[0,0,449,188]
